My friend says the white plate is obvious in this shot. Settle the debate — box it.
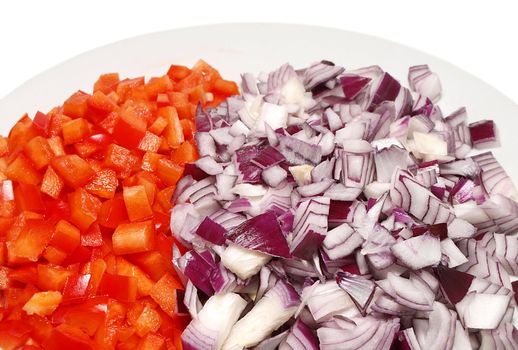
[1,23,517,179]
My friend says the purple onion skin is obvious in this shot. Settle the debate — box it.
[196,217,227,245]
[226,211,291,258]
[184,250,217,296]
[291,229,326,260]
[340,75,371,101]
[368,73,401,111]
[434,264,474,305]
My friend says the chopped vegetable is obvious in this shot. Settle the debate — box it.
[222,280,300,349]
[171,60,518,349]
[181,293,247,350]
[0,60,238,348]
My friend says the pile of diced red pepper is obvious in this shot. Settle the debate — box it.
[0,60,238,350]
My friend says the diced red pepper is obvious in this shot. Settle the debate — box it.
[23,313,53,344]
[43,197,70,221]
[156,158,183,187]
[213,78,239,96]
[8,115,41,154]
[99,111,119,134]
[94,73,120,94]
[112,106,147,149]
[135,172,158,205]
[8,265,38,285]
[112,220,155,255]
[40,166,65,199]
[14,183,45,213]
[129,251,173,282]
[187,85,207,105]
[43,323,95,350]
[88,91,118,112]
[0,320,32,350]
[98,273,137,302]
[149,273,183,318]
[98,194,128,229]
[49,220,81,254]
[37,264,75,292]
[68,188,102,231]
[84,168,118,199]
[42,246,67,265]
[179,119,195,140]
[48,113,72,137]
[0,61,236,348]
[156,93,170,108]
[6,154,42,185]
[33,111,50,134]
[24,136,53,169]
[63,92,90,119]
[132,305,162,338]
[81,223,103,247]
[145,75,173,99]
[116,257,154,297]
[167,65,191,81]
[52,296,108,337]
[103,143,138,179]
[123,185,153,222]
[141,152,163,173]
[0,136,8,157]
[148,116,168,135]
[139,131,162,153]
[62,274,91,303]
[137,333,166,350]
[171,140,198,164]
[52,155,95,188]
[159,107,184,149]
[12,220,53,262]
[155,186,175,213]
[63,118,91,145]
[47,136,66,156]
[116,77,145,102]
[83,258,106,296]
[0,180,16,218]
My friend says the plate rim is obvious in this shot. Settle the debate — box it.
[1,22,516,108]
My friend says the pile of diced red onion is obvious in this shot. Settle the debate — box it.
[171,60,518,350]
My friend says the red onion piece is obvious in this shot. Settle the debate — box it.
[469,119,500,149]
[227,211,290,258]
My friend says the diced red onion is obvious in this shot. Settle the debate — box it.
[391,234,441,270]
[368,72,402,112]
[324,184,362,202]
[336,272,375,315]
[303,61,345,91]
[469,119,500,149]
[317,316,400,350]
[227,211,290,258]
[408,65,442,103]
[223,280,300,349]
[278,134,322,166]
[472,152,517,200]
[339,74,371,102]
[322,223,363,260]
[182,292,247,350]
[173,60,518,348]
[196,217,227,246]
[291,197,330,259]
[340,140,374,189]
[324,108,343,132]
[281,319,319,350]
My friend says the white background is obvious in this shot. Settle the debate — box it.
[1,0,517,104]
